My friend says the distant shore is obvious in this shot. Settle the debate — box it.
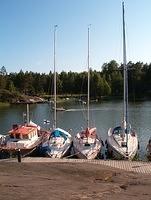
[1,86,151,105]
[0,161,150,200]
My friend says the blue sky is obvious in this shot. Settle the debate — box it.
[0,0,151,73]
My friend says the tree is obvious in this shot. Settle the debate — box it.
[128,62,144,98]
[102,60,122,96]
[7,80,16,92]
[0,66,7,75]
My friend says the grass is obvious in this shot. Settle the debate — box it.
[0,102,10,107]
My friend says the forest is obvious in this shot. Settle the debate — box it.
[0,60,151,103]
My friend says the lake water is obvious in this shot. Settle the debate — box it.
[0,100,151,160]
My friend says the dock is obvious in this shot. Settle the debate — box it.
[2,157,151,174]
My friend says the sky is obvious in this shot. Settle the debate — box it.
[0,0,151,74]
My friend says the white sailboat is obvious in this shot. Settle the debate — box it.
[73,26,102,159]
[106,2,138,160]
[40,25,72,158]
[0,104,48,157]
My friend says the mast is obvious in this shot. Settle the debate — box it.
[26,104,30,124]
[53,25,57,129]
[87,25,90,128]
[122,1,128,125]
[122,1,128,153]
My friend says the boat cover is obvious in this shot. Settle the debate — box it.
[51,129,67,140]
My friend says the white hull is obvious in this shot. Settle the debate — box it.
[73,128,102,159]
[106,127,138,160]
[73,139,101,159]
[0,136,42,157]
[45,139,72,158]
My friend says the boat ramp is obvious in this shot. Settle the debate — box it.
[1,157,151,174]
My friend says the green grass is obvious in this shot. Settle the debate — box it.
[0,102,10,107]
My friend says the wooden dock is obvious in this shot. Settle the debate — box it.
[2,157,151,174]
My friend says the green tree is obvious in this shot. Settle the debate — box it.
[0,66,7,75]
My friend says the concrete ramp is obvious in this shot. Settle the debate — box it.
[14,157,151,174]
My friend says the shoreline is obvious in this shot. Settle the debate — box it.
[1,95,151,105]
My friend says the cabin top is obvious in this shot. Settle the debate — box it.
[80,127,97,138]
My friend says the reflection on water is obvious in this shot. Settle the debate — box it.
[0,100,151,160]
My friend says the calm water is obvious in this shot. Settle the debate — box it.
[0,100,151,160]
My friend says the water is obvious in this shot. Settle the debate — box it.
[0,100,151,160]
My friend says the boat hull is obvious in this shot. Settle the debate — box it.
[0,137,43,158]
[73,142,101,159]
[39,128,72,158]
[45,142,72,158]
[73,137,102,159]
[0,146,38,158]
[106,140,138,160]
[146,151,151,161]
[106,128,138,160]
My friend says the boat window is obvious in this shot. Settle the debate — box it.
[23,135,28,139]
[33,132,34,137]
[113,127,123,135]
[85,143,90,147]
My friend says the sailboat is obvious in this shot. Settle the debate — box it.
[73,26,102,159]
[0,104,48,157]
[146,138,151,161]
[106,2,138,160]
[40,25,72,158]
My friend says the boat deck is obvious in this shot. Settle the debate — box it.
[1,157,151,174]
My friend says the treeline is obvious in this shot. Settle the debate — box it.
[0,60,151,102]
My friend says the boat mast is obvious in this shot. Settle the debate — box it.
[122,2,128,151]
[122,1,128,126]
[87,25,90,128]
[26,104,30,124]
[53,25,57,129]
